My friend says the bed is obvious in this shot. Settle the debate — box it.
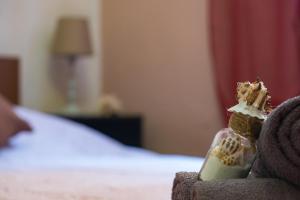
[0,107,203,199]
[0,57,203,199]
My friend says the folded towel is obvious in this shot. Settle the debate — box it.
[192,177,300,200]
[172,172,198,200]
[172,172,300,200]
[251,96,300,186]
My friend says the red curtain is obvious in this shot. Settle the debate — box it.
[210,0,300,123]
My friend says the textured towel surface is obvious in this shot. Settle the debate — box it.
[172,172,198,200]
[192,177,300,200]
[252,96,300,186]
[172,172,300,200]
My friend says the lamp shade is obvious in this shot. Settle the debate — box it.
[52,17,92,56]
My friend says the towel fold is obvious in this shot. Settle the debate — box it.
[252,96,300,186]
[172,172,300,200]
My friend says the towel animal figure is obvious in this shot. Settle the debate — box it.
[172,96,300,200]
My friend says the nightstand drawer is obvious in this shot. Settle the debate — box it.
[57,115,143,147]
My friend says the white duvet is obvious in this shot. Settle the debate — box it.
[0,107,203,199]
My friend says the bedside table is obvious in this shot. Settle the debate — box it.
[57,114,143,147]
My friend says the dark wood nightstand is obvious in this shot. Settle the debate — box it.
[57,114,143,147]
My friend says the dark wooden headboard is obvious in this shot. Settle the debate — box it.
[0,57,19,104]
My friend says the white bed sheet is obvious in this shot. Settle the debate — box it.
[0,107,203,173]
[0,107,204,199]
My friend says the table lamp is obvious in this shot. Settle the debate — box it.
[52,17,92,114]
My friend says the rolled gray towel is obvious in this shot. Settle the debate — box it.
[192,178,300,200]
[172,172,300,200]
[172,172,198,200]
[252,96,300,186]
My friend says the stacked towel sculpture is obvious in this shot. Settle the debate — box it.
[172,96,300,200]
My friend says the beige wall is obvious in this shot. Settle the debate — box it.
[0,0,101,112]
[102,0,223,155]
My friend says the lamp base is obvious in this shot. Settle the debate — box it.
[62,103,81,115]
[63,56,80,116]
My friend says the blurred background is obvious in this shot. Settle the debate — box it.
[0,0,299,156]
